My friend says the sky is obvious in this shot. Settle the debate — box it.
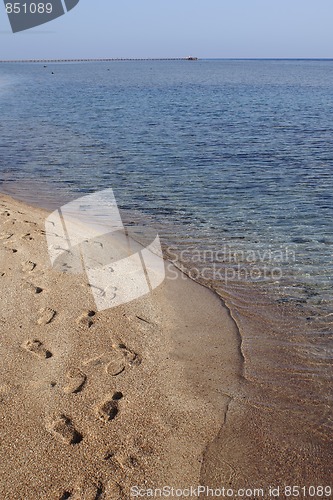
[0,0,333,60]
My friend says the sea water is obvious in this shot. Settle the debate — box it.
[0,60,332,387]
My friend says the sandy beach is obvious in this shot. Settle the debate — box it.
[0,193,243,498]
[0,193,332,499]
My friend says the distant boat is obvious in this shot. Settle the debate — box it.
[186,56,198,61]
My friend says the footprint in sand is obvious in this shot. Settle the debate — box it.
[23,282,43,294]
[105,481,123,499]
[21,232,34,241]
[114,452,140,471]
[84,343,141,377]
[103,447,140,475]
[59,492,72,500]
[96,392,123,422]
[64,368,87,394]
[37,307,56,325]
[73,480,123,499]
[112,343,142,367]
[76,310,96,329]
[23,220,38,227]
[73,478,104,500]
[47,414,82,445]
[0,232,13,241]
[105,343,142,376]
[83,353,120,375]
[21,261,37,272]
[105,351,126,377]
[23,339,52,359]
[5,247,18,254]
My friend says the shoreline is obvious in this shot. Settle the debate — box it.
[0,193,244,497]
[0,193,331,496]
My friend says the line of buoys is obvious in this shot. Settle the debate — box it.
[0,57,198,63]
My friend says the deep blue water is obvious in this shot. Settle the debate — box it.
[0,60,332,311]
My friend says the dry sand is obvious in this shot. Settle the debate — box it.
[0,194,243,498]
[0,194,331,499]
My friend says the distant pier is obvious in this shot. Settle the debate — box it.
[0,57,199,63]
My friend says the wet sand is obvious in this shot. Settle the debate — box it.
[0,193,332,499]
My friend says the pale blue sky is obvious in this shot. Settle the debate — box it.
[1,0,333,59]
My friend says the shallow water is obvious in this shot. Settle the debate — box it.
[0,60,332,309]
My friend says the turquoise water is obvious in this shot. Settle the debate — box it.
[0,60,332,312]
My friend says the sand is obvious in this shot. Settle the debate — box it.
[0,194,332,499]
[0,193,243,498]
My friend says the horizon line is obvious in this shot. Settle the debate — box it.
[0,57,332,63]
